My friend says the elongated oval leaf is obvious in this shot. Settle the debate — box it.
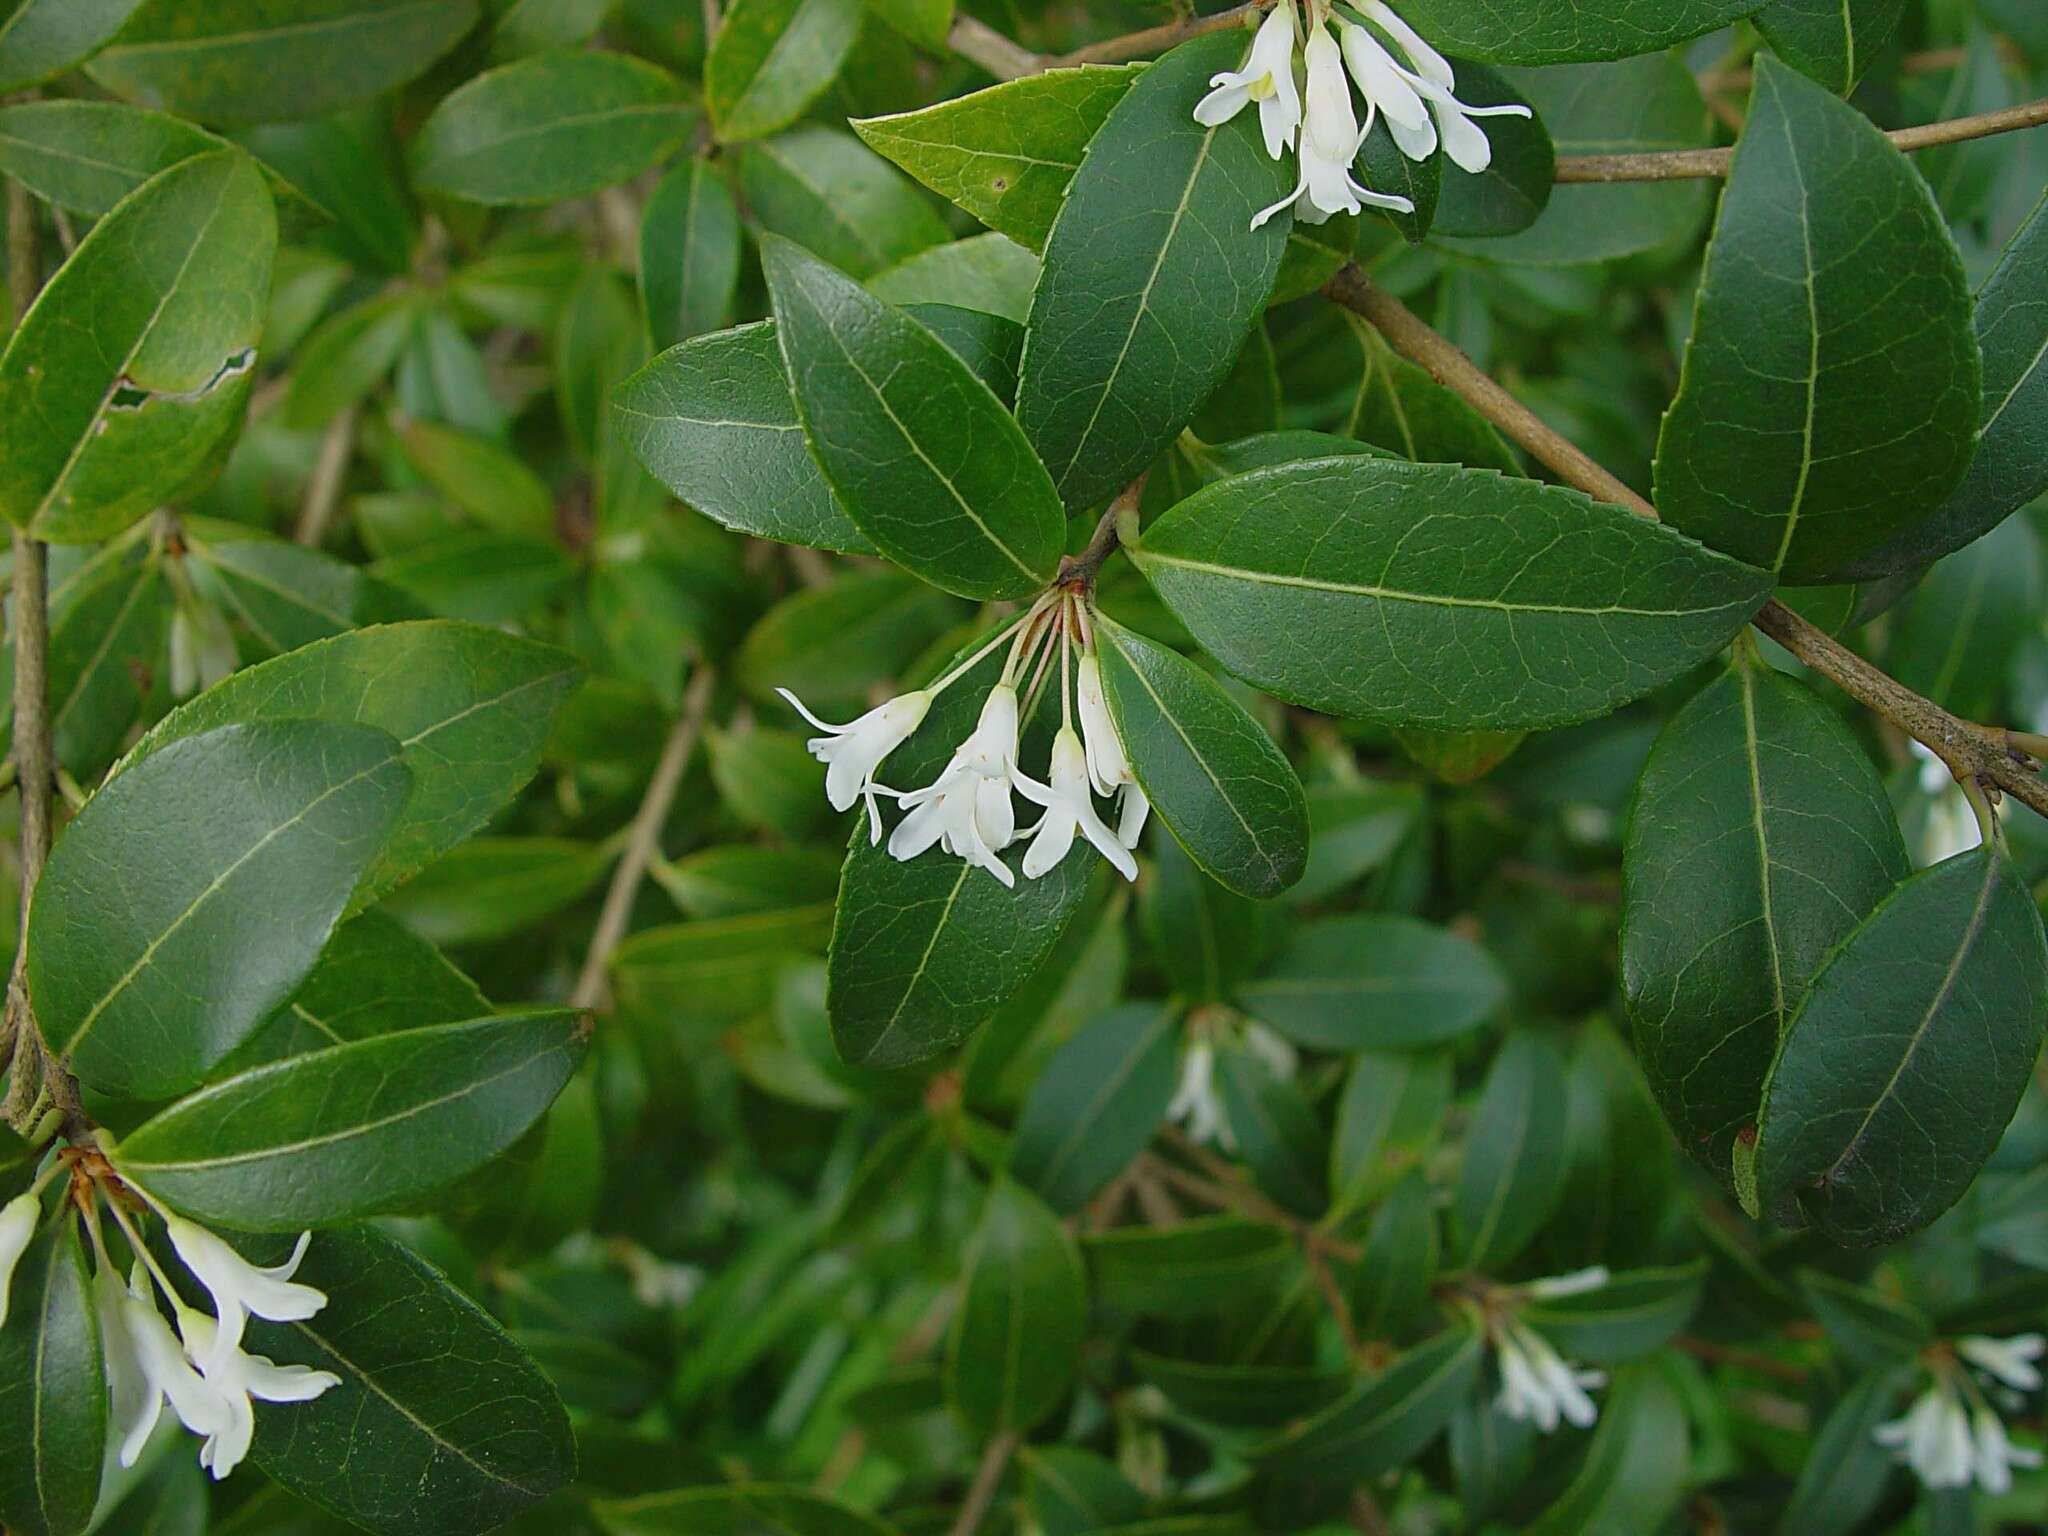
[1775,1372,1901,1536]
[739,126,951,280]
[765,237,1063,600]
[1016,33,1293,513]
[1519,1263,1704,1364]
[0,150,275,543]
[1094,613,1306,899]
[1010,1003,1178,1213]
[1454,1031,1569,1269]
[1084,1216,1294,1316]
[1132,457,1771,729]
[1242,914,1506,1051]
[1754,847,2048,1246]
[1251,1324,1483,1480]
[1131,1350,1349,1430]
[639,158,741,351]
[0,100,309,218]
[118,1010,589,1229]
[947,1178,1087,1436]
[115,621,582,909]
[594,1484,901,1536]
[0,0,144,92]
[35,721,411,1100]
[1331,1049,1452,1214]
[853,66,1141,252]
[1756,0,1906,93]
[1654,57,1980,582]
[705,0,858,144]
[1622,653,1908,1178]
[0,1222,104,1536]
[1525,1363,1688,1535]
[1387,0,1758,64]
[85,0,478,124]
[242,1225,573,1536]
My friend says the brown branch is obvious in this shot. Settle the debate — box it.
[1060,473,1147,586]
[1321,262,2048,823]
[1673,1334,1809,1386]
[294,404,356,547]
[1056,3,1263,67]
[1558,97,2048,182]
[571,667,715,1010]
[945,15,1047,80]
[947,1431,1019,1536]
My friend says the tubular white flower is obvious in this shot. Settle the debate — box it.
[1194,1,1302,159]
[0,1192,36,1329]
[778,687,932,843]
[1075,654,1152,850]
[1959,1332,2046,1393]
[1014,727,1139,882]
[1970,1403,2043,1495]
[1243,1021,1299,1082]
[1345,0,1531,174]
[1876,1380,1977,1490]
[1254,27,1415,229]
[1492,1318,1604,1433]
[1166,1040,1228,1147]
[1522,1265,1612,1301]
[93,1268,160,1468]
[163,1219,327,1369]
[1337,20,1436,159]
[116,1277,233,1461]
[179,1311,340,1481]
[889,684,1024,886]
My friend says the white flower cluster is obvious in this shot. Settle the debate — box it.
[1876,1333,2043,1495]
[1195,0,1531,230]
[1488,1267,1611,1433]
[781,589,1147,887]
[1165,1022,1299,1149]
[0,1155,338,1482]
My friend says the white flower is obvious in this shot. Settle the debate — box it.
[1970,1402,2043,1495]
[1256,27,1415,229]
[1075,655,1150,850]
[1877,1380,1977,1490]
[1521,1265,1611,1301]
[1959,1333,2046,1393]
[1166,1040,1228,1147]
[94,1267,161,1468]
[1015,727,1139,882]
[178,1311,340,1480]
[778,687,932,843]
[163,1219,327,1369]
[1194,2,1303,159]
[890,684,1024,887]
[0,1192,37,1328]
[1345,0,1531,173]
[115,1274,233,1465]
[1491,1316,1604,1433]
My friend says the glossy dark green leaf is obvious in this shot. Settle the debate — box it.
[85,0,477,123]
[765,237,1063,600]
[903,301,1024,404]
[1836,191,2048,578]
[1142,830,1264,1004]
[594,1485,901,1536]
[0,0,143,91]
[186,529,424,655]
[1094,613,1306,899]
[639,158,741,351]
[1654,57,1980,582]
[0,1222,104,1536]
[1388,0,1759,64]
[614,320,874,555]
[852,66,1140,252]
[0,151,274,544]
[1454,1031,1570,1269]
[118,621,582,909]
[0,100,313,218]
[737,569,960,704]
[1428,61,1554,239]
[1755,848,2048,1245]
[1356,115,1440,243]
[1016,34,1293,513]
[1350,1171,1441,1338]
[870,233,1039,322]
[1524,1363,1688,1535]
[1622,653,1908,1178]
[1010,1004,1178,1213]
[1241,914,1505,1050]
[93,1450,206,1536]
[1131,1350,1348,1430]
[1133,457,1770,729]
[1331,1048,1452,1214]
[120,1010,587,1228]
[1084,1216,1294,1316]
[738,126,950,280]
[1775,1372,1903,1536]
[1521,1263,1704,1364]
[411,50,691,205]
[35,721,410,1100]
[1757,0,1906,93]
[1337,318,1517,471]
[947,1178,1086,1436]
[705,0,858,143]
[244,1224,573,1536]
[1251,1324,1483,1480]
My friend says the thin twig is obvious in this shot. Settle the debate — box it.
[947,1431,1019,1536]
[945,15,1047,80]
[1060,473,1147,586]
[570,667,715,1010]
[1055,2,1262,66]
[1558,97,2048,182]
[1673,1334,1809,1386]
[294,404,356,547]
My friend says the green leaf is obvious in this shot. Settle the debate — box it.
[0,151,274,543]
[613,906,833,1025]
[1386,0,1759,64]
[869,233,1040,323]
[1010,1003,1178,1213]
[1835,190,2048,578]
[1142,831,1263,1004]
[396,417,554,540]
[640,158,741,351]
[1621,652,1908,1179]
[947,1178,1086,1436]
[1525,1363,1689,1535]
[764,236,1063,600]
[1775,1372,1905,1536]
[85,0,478,124]
[852,66,1140,252]
[1350,1172,1440,1337]
[655,845,841,920]
[0,100,313,219]
[93,1450,206,1536]
[1131,457,1770,730]
[1331,1048,1452,1214]
[118,1010,587,1228]
[1428,60,1554,239]
[1131,1350,1349,1430]
[35,721,411,1101]
[1094,613,1306,899]
[185,527,424,656]
[736,569,961,704]
[1654,57,1981,582]
[1337,317,1517,471]
[615,320,874,555]
[384,836,613,945]
[1520,1263,1704,1364]
[1084,1216,1294,1316]
[282,292,422,429]
[244,1225,573,1536]
[738,126,951,280]
[1884,516,2042,723]
[1251,1325,1483,1480]
[1756,0,1906,93]
[1357,116,1440,244]
[1215,1044,1325,1215]
[1241,915,1506,1051]
[1016,33,1293,513]
[0,1222,104,1536]
[0,0,143,92]
[410,49,692,205]
[118,621,583,910]
[1755,848,2048,1245]
[1454,1031,1570,1269]
[594,1485,902,1536]
[705,0,859,143]
[1797,1270,1931,1371]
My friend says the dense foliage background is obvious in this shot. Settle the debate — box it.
[0,0,2044,1533]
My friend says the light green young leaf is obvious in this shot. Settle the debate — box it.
[705,0,859,144]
